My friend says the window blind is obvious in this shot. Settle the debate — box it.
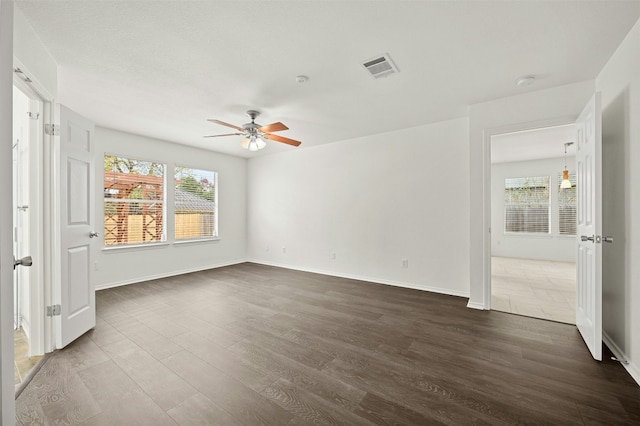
[104,156,165,246]
[175,167,217,240]
[504,176,550,234]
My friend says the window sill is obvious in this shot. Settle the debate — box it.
[174,237,220,246]
[503,233,577,240]
[503,233,552,239]
[102,242,170,253]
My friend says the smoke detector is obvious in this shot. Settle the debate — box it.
[515,75,536,87]
[361,53,399,79]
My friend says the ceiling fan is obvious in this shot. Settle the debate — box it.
[205,110,301,151]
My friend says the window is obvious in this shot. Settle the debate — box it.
[104,155,165,246]
[558,172,577,236]
[175,167,217,240]
[504,176,550,234]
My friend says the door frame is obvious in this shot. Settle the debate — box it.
[1,2,15,421]
[480,116,577,310]
[14,59,56,354]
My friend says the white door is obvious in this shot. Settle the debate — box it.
[56,105,96,348]
[575,93,602,361]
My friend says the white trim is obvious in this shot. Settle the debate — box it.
[42,100,55,353]
[603,331,640,386]
[173,237,221,245]
[625,361,640,387]
[12,58,54,102]
[101,242,170,252]
[480,117,578,311]
[94,259,247,290]
[0,1,15,421]
[247,259,470,299]
[467,301,486,310]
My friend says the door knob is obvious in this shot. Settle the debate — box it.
[13,255,32,270]
[580,235,595,242]
[89,231,100,238]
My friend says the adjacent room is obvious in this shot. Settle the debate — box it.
[1,1,640,424]
[490,124,577,324]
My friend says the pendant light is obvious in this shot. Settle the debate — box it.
[560,142,574,189]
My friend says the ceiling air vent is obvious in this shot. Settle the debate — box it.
[361,53,399,79]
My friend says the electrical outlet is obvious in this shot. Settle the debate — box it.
[401,259,408,268]
[330,252,336,260]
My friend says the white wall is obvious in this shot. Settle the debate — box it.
[248,117,470,297]
[596,17,640,384]
[13,7,57,99]
[94,127,247,289]
[468,80,595,308]
[491,157,576,262]
[0,1,15,422]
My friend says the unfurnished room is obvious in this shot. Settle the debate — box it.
[1,1,640,425]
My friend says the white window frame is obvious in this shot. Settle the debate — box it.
[503,176,551,235]
[103,154,167,248]
[174,166,218,242]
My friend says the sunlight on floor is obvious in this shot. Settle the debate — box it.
[491,257,575,324]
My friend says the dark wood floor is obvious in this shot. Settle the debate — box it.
[16,263,640,425]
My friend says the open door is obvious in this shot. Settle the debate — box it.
[55,105,96,348]
[575,93,602,361]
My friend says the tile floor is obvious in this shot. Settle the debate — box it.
[14,328,42,387]
[491,256,576,324]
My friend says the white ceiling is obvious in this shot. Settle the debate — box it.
[15,1,640,158]
[491,124,576,164]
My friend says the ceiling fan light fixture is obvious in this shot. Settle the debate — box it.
[207,110,301,149]
[245,135,266,152]
[256,136,267,150]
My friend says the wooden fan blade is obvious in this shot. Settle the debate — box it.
[258,122,289,133]
[203,133,243,138]
[207,119,244,131]
[263,133,301,147]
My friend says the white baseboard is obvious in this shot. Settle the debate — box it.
[626,361,640,387]
[95,259,248,290]
[603,331,640,386]
[246,259,470,299]
[466,301,486,310]
[19,317,31,340]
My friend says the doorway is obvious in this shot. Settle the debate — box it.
[489,124,577,324]
[12,83,45,387]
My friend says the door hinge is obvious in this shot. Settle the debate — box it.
[44,124,60,136]
[46,304,61,317]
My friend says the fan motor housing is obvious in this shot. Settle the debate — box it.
[244,110,261,129]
